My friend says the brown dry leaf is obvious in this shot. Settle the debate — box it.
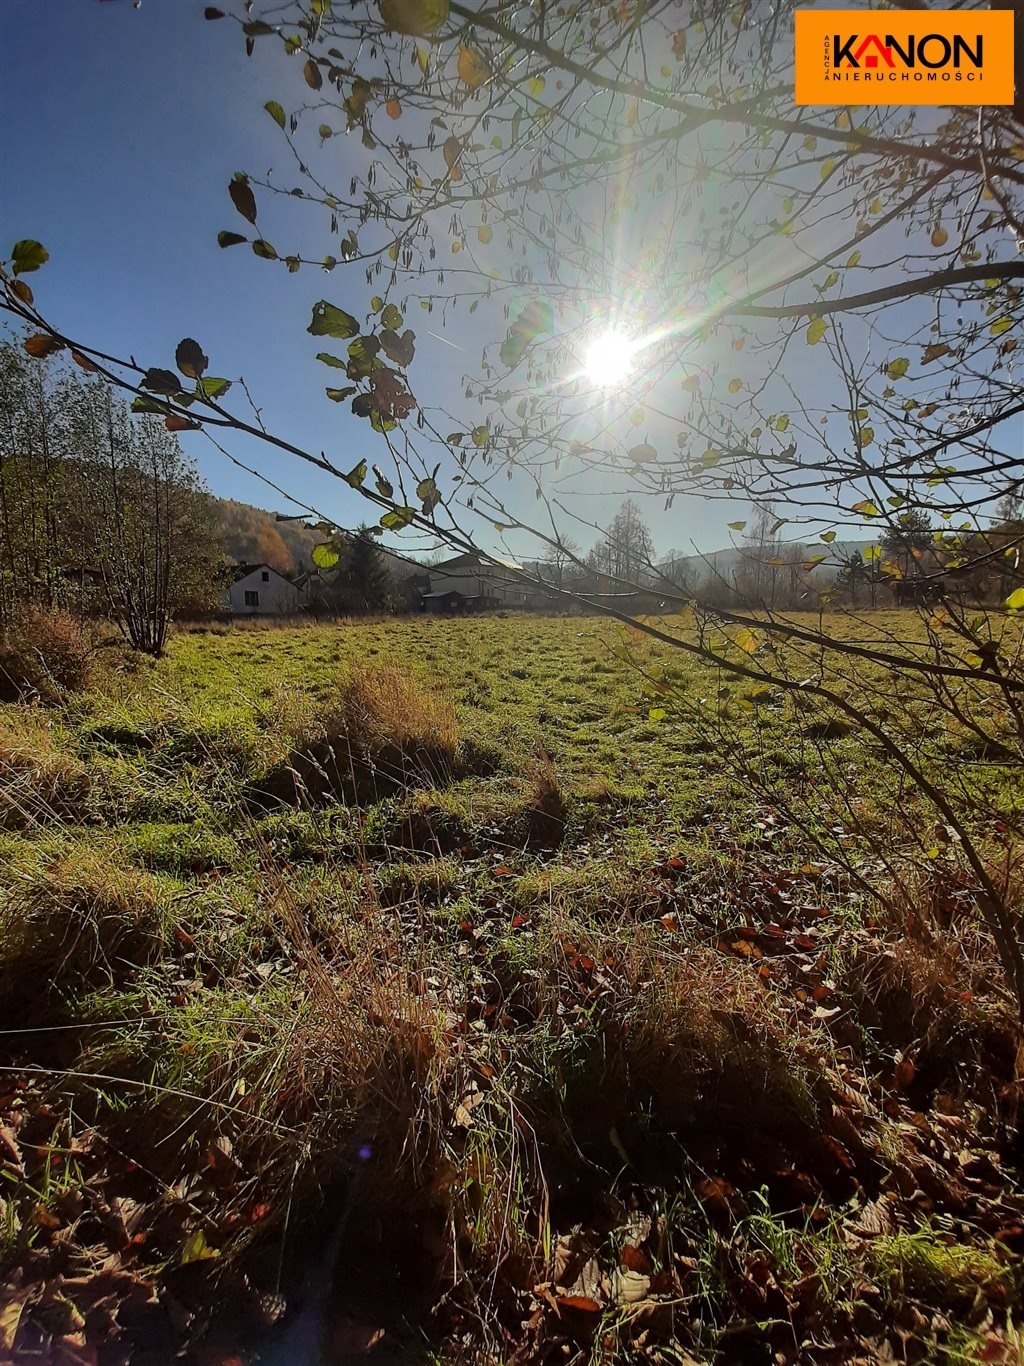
[894,1057,916,1089]
[556,1294,601,1313]
[442,134,463,180]
[732,939,762,958]
[108,1195,146,1248]
[695,1176,741,1220]
[609,1268,650,1305]
[33,1201,62,1230]
[621,1242,652,1275]
[0,1283,30,1352]
[24,333,64,359]
[208,1134,239,1169]
[454,1089,484,1128]
[0,1121,23,1170]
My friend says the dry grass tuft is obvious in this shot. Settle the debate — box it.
[0,712,90,830]
[336,661,458,760]
[255,662,459,804]
[0,851,166,1024]
[525,737,566,846]
[836,935,1018,1097]
[0,605,92,702]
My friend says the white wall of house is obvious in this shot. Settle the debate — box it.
[225,565,301,615]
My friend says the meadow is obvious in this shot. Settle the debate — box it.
[1,611,1021,1365]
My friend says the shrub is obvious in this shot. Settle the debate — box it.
[0,606,92,702]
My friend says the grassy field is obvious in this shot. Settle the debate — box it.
[1,612,1022,1364]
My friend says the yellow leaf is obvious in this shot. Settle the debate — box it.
[931,224,949,247]
[0,1291,28,1352]
[379,0,449,37]
[734,627,758,655]
[181,1228,220,1264]
[477,224,492,244]
[385,96,402,119]
[806,316,827,345]
[728,378,742,393]
[1006,587,1024,611]
[457,44,488,89]
[527,75,546,96]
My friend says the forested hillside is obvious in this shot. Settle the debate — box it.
[214,497,321,574]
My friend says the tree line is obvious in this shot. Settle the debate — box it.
[0,339,224,652]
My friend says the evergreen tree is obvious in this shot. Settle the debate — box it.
[340,526,391,613]
[880,510,933,579]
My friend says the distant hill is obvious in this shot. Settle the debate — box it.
[214,498,322,576]
[211,496,427,583]
[660,539,877,587]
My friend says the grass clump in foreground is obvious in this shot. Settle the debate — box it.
[0,849,168,1028]
[253,660,462,805]
[0,613,1022,1365]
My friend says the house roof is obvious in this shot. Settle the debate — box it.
[231,562,296,585]
[432,553,523,572]
[422,589,480,600]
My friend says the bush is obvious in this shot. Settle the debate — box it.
[0,606,92,702]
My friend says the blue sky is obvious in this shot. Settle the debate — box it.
[1,2,419,535]
[0,0,755,563]
[2,1,1018,568]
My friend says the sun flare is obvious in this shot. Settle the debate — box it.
[582,328,637,388]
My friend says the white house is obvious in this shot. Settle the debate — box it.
[225,563,302,616]
[422,552,526,612]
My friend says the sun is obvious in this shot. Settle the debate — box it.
[582,328,637,388]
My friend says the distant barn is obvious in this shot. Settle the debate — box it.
[422,553,527,613]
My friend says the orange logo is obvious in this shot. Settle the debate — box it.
[795,9,1015,105]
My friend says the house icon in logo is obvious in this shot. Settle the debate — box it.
[852,34,895,68]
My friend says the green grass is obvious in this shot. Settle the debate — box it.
[0,610,1021,1363]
